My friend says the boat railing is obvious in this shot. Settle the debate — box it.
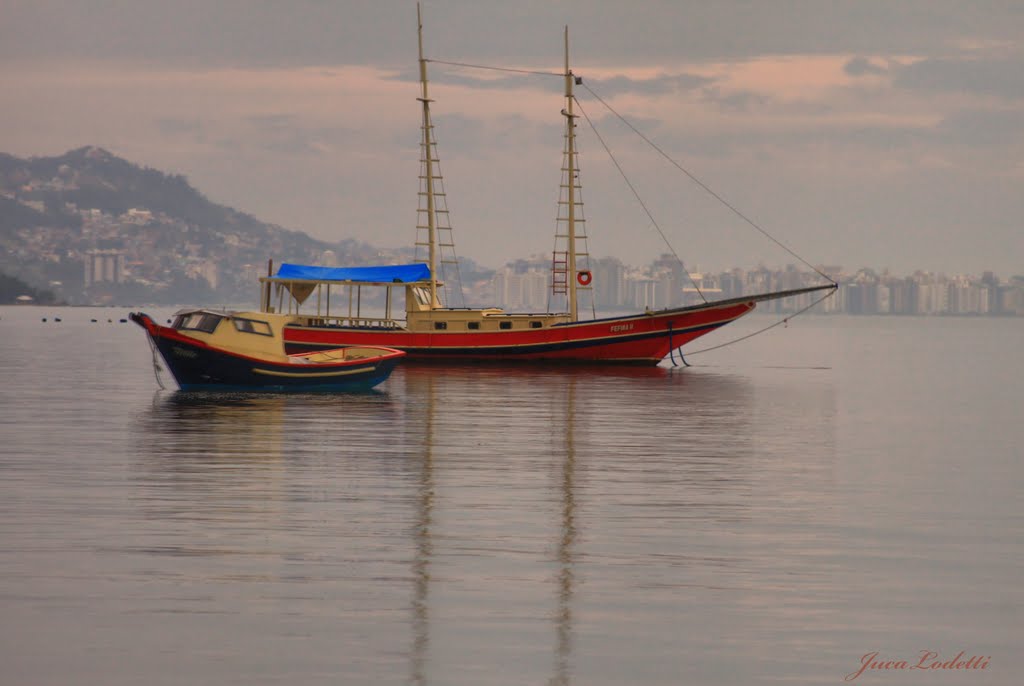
[295,314,404,330]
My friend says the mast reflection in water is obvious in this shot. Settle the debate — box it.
[386,364,761,685]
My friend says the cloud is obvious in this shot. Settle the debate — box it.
[646,121,929,162]
[701,88,771,113]
[582,73,715,97]
[893,57,1024,99]
[388,64,714,101]
[936,108,1024,146]
[385,64,562,96]
[843,57,888,77]
[156,117,206,141]
[10,1,1021,69]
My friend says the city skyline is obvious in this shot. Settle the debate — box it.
[3,153,1018,312]
[486,255,1023,316]
[5,187,1020,312]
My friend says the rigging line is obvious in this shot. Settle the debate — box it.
[573,96,707,304]
[424,59,563,78]
[683,288,836,357]
[579,82,837,286]
[145,334,166,390]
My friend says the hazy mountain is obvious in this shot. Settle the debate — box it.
[0,147,388,305]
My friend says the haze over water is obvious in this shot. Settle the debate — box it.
[0,306,1020,685]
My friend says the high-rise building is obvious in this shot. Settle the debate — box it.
[84,250,125,287]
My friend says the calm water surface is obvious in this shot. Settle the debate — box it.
[0,306,1020,685]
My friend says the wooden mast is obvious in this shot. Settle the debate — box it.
[417,3,439,308]
[563,26,579,322]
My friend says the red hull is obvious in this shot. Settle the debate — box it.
[283,300,756,365]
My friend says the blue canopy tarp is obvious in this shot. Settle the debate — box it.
[275,263,431,283]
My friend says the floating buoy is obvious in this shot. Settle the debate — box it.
[119,318,127,323]
[91,319,97,323]
[54,317,62,322]
[41,318,47,322]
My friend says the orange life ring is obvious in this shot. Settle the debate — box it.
[577,270,592,286]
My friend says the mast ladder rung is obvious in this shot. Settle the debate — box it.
[551,249,570,295]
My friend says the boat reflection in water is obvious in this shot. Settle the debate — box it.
[134,364,763,684]
[396,364,757,685]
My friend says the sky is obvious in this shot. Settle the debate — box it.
[1,0,1022,276]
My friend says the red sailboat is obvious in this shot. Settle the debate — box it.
[262,8,835,365]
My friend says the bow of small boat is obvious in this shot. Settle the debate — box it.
[128,311,158,334]
[129,311,180,346]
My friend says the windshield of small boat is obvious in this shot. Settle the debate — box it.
[232,317,273,336]
[172,312,224,334]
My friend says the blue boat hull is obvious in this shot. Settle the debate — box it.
[131,312,403,392]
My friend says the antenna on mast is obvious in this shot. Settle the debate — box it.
[416,3,439,307]
[564,26,579,322]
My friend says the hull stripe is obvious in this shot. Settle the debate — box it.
[252,365,377,378]
[286,319,729,356]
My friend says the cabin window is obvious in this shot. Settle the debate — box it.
[499,321,512,330]
[467,321,480,330]
[530,321,543,329]
[233,318,273,336]
[434,321,447,330]
[412,287,432,306]
[174,312,223,333]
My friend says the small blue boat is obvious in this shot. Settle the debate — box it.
[130,310,405,392]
